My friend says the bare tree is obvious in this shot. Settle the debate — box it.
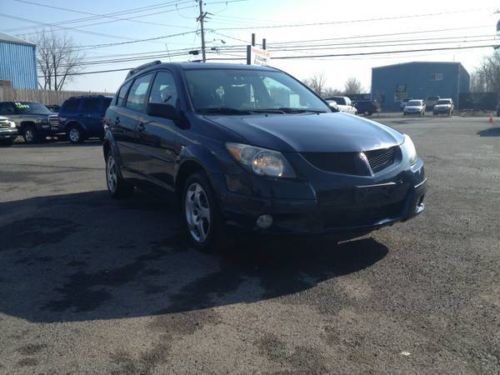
[32,30,83,91]
[471,50,500,95]
[343,77,363,95]
[303,73,327,97]
[323,87,342,98]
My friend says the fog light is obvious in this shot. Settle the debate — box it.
[256,214,273,229]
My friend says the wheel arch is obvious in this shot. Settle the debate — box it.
[66,120,86,130]
[19,121,36,130]
[175,159,210,201]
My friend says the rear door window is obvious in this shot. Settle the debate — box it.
[126,74,153,112]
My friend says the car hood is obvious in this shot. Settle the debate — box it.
[206,112,403,152]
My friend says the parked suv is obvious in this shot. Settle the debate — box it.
[0,101,58,144]
[58,95,112,144]
[103,61,426,250]
[425,96,440,111]
[433,98,454,116]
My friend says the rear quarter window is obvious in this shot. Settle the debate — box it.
[116,80,133,106]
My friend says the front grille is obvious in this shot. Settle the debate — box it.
[302,146,399,176]
[365,146,398,173]
[302,152,360,175]
[48,115,59,127]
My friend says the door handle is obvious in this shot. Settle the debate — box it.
[137,122,145,132]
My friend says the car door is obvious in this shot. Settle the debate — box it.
[115,73,154,178]
[80,97,102,136]
[135,70,181,191]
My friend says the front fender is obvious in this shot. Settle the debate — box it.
[102,128,121,162]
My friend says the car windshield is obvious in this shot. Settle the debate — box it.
[184,68,330,114]
[437,99,451,104]
[14,102,52,115]
[407,100,421,106]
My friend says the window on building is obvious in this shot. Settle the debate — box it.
[431,73,443,81]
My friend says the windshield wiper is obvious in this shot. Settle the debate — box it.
[197,107,252,115]
[257,107,327,114]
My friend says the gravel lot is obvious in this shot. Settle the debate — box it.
[0,116,499,374]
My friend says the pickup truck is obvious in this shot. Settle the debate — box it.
[0,101,62,144]
[324,96,357,114]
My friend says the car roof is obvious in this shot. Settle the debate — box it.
[126,61,278,80]
[66,95,113,100]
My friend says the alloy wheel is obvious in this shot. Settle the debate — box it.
[25,129,34,143]
[185,182,211,243]
[106,155,118,194]
[69,128,80,143]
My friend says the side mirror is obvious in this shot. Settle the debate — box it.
[147,103,180,121]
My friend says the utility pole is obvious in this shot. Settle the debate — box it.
[197,0,207,62]
[53,54,58,91]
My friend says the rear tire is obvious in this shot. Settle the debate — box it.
[68,125,84,144]
[105,151,133,199]
[23,125,38,144]
[182,172,228,252]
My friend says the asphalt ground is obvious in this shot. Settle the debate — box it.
[0,116,499,374]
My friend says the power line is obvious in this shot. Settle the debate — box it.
[0,12,139,41]
[216,7,495,31]
[272,43,500,60]
[3,0,194,32]
[11,0,194,28]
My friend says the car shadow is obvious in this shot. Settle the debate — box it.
[0,190,388,323]
[477,127,500,137]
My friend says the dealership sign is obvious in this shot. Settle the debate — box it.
[247,46,271,66]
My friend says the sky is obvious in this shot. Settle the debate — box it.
[0,0,498,93]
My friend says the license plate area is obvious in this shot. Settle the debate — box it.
[355,182,406,205]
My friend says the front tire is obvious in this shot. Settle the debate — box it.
[105,152,132,199]
[182,172,226,252]
[23,125,38,144]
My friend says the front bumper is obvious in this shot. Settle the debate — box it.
[214,161,427,235]
[433,107,451,114]
[0,128,18,139]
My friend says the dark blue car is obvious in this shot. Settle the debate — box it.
[58,95,112,144]
[103,62,426,250]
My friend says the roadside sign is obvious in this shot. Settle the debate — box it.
[247,46,271,66]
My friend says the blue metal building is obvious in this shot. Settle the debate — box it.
[371,62,470,111]
[0,32,37,89]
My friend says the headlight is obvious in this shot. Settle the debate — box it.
[10,121,16,128]
[226,143,296,178]
[402,134,418,165]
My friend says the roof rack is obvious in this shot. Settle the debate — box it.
[127,60,162,79]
